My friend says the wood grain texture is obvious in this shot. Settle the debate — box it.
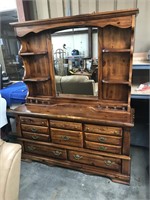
[10,9,139,184]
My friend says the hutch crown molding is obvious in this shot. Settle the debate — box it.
[10,8,139,184]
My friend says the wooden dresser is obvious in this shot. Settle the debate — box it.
[10,9,139,184]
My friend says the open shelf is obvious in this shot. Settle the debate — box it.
[102,48,130,53]
[19,51,48,56]
[24,77,50,82]
[102,80,131,85]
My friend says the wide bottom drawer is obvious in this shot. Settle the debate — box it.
[24,142,67,160]
[68,150,121,172]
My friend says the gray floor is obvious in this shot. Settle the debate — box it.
[19,146,149,200]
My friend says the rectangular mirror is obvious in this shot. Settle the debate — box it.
[51,27,98,97]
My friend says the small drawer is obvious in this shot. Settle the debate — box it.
[24,142,67,160]
[85,141,121,154]
[22,131,50,142]
[68,151,121,172]
[85,133,122,146]
[21,124,49,134]
[51,128,83,147]
[84,124,122,136]
[50,120,82,131]
[20,116,48,126]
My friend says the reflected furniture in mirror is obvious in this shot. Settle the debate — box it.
[10,9,138,184]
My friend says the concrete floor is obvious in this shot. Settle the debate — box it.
[19,146,149,200]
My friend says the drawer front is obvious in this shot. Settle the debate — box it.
[68,151,121,172]
[50,120,82,131]
[22,131,50,142]
[20,116,48,126]
[84,124,122,136]
[21,124,49,134]
[24,142,67,160]
[85,141,121,154]
[85,133,122,146]
[51,128,83,147]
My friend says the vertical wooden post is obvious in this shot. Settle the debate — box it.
[16,0,26,22]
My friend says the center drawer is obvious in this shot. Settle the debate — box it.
[21,124,49,134]
[24,142,67,160]
[68,150,121,172]
[51,128,83,147]
[50,120,82,131]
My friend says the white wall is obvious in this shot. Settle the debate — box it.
[0,0,16,11]
[52,32,88,57]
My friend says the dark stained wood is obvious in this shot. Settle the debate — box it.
[50,120,82,131]
[22,131,50,142]
[21,124,49,134]
[51,128,83,148]
[10,9,139,185]
[84,132,122,146]
[85,141,121,154]
[68,150,121,172]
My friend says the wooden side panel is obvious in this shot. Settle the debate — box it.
[102,84,129,101]
[122,159,131,175]
[16,115,22,137]
[122,128,131,155]
[19,32,48,53]
[25,81,51,97]
[102,52,130,81]
[103,26,132,49]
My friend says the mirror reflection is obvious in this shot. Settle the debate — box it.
[51,27,98,97]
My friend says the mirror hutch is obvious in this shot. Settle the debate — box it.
[10,9,139,184]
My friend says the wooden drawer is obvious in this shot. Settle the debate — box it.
[20,116,48,126]
[84,124,122,136]
[21,124,49,134]
[85,141,121,154]
[68,151,121,172]
[51,128,83,147]
[50,120,82,131]
[22,131,50,142]
[24,142,67,160]
[85,133,122,146]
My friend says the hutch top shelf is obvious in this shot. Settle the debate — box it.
[10,9,139,124]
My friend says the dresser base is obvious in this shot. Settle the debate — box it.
[22,153,130,185]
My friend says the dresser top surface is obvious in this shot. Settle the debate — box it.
[12,103,133,127]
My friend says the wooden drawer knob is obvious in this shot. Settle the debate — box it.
[32,135,39,140]
[52,150,62,156]
[114,131,118,135]
[27,146,36,152]
[104,160,114,166]
[98,146,107,151]
[98,136,106,142]
[73,154,83,160]
[31,128,37,132]
[61,136,70,141]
